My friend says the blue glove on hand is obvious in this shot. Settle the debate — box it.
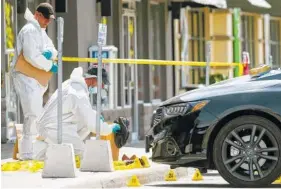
[50,63,58,73]
[112,123,121,134]
[42,50,53,60]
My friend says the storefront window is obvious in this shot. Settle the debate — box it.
[270,19,281,68]
[241,15,256,68]
[188,9,206,84]
[150,4,161,100]
[119,2,137,107]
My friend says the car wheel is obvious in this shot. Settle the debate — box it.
[213,115,281,187]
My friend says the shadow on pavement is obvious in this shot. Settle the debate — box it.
[146,183,281,188]
[202,173,221,177]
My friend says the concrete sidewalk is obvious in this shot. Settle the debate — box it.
[1,142,188,188]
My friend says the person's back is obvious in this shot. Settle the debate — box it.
[35,69,91,159]
[32,67,130,160]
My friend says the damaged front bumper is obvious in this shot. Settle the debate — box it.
[145,106,185,163]
[145,102,210,166]
[145,133,206,165]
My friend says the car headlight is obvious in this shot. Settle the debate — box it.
[164,103,190,116]
[164,100,209,116]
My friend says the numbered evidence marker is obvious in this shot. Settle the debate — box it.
[192,169,203,181]
[140,156,150,168]
[127,175,141,187]
[165,169,177,181]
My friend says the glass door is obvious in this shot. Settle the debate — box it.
[122,9,137,106]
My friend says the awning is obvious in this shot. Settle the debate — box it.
[226,0,271,9]
[168,0,280,17]
[189,0,227,8]
[247,0,271,9]
[170,0,271,9]
[171,0,227,9]
[227,0,281,17]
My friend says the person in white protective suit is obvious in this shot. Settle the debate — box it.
[11,3,58,160]
[32,67,130,160]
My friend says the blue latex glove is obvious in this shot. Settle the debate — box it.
[50,63,58,73]
[42,50,53,60]
[112,123,121,134]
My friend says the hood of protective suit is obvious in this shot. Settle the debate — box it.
[68,67,89,98]
[24,8,42,31]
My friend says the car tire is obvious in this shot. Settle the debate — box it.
[213,115,281,187]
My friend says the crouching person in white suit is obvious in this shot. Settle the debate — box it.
[32,67,130,160]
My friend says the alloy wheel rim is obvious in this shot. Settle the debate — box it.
[222,124,279,181]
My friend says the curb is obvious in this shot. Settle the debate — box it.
[62,165,188,188]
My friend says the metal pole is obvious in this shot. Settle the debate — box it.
[132,15,138,143]
[264,14,271,66]
[13,0,21,124]
[180,7,189,87]
[96,45,102,140]
[205,41,211,86]
[96,20,107,140]
[233,8,241,77]
[13,0,17,38]
[3,0,7,52]
[57,17,64,144]
[132,64,138,142]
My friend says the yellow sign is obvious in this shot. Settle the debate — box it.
[129,19,134,35]
[165,169,177,181]
[127,175,141,187]
[4,1,15,69]
[192,169,203,181]
[140,156,150,168]
[75,155,80,168]
[133,158,143,169]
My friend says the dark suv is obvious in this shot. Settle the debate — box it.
[145,68,281,187]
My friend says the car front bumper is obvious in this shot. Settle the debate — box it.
[145,105,212,166]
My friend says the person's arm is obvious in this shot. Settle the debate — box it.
[22,29,53,72]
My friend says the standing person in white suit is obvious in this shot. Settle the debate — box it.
[11,3,58,160]
[33,67,130,160]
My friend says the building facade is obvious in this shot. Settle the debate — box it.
[1,0,281,143]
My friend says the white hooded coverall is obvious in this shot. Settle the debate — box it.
[33,67,114,160]
[11,8,57,159]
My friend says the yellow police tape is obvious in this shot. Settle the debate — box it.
[61,57,238,67]
[57,57,244,76]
